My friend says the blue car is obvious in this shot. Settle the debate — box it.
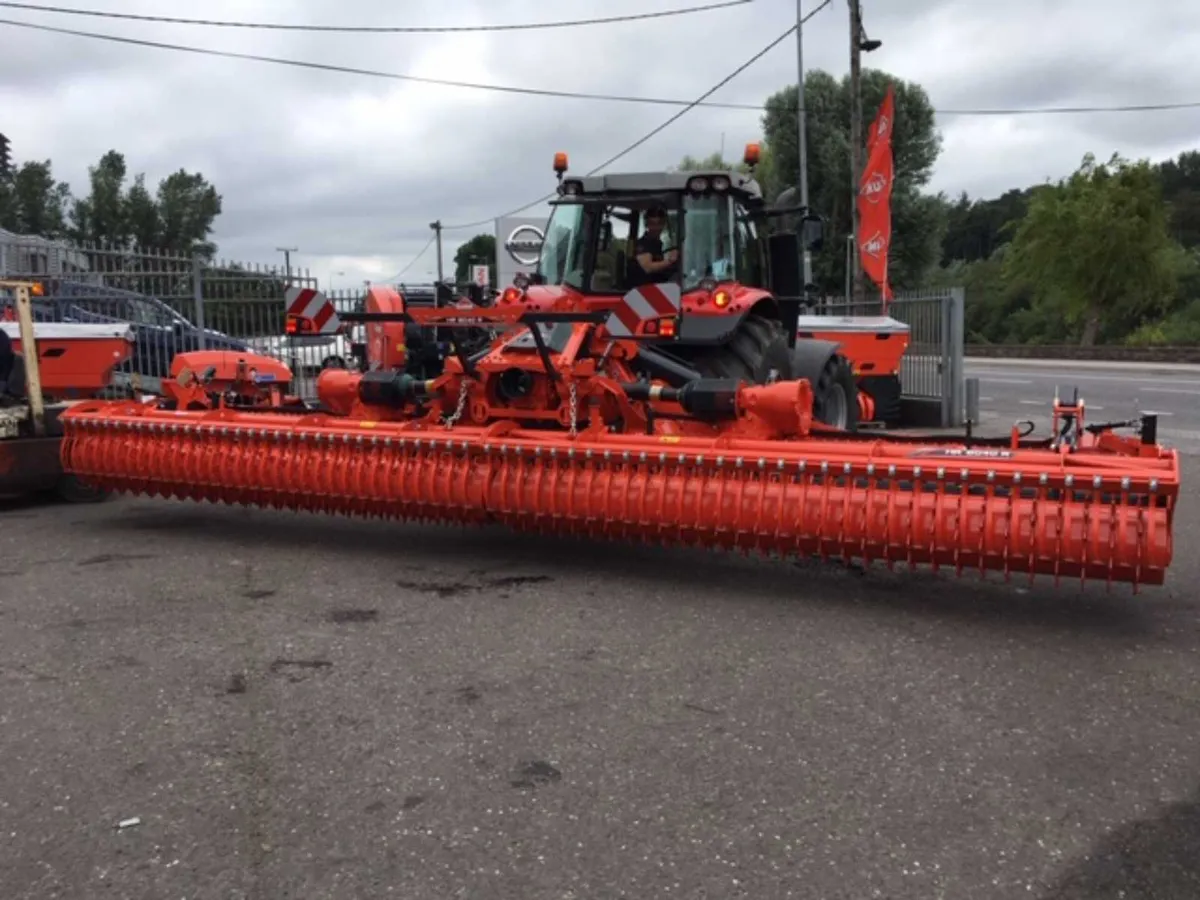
[6,281,249,382]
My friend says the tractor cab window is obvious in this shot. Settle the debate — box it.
[538,202,590,290]
[734,213,764,287]
[589,204,680,294]
[681,194,737,289]
[591,206,634,292]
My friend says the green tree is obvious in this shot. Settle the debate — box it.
[1157,150,1200,250]
[940,187,1032,265]
[453,233,497,285]
[760,68,945,293]
[1004,152,1180,346]
[675,151,752,174]
[67,150,222,257]
[0,159,73,238]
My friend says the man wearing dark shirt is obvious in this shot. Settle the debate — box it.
[633,207,678,285]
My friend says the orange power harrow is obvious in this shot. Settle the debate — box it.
[58,305,1180,591]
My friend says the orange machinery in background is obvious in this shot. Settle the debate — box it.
[0,279,136,501]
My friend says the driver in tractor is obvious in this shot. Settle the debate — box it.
[632,206,679,286]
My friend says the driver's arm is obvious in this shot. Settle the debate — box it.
[636,251,671,273]
[636,239,675,274]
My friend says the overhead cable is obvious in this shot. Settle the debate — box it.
[2,17,1196,119]
[442,12,821,231]
[0,0,753,33]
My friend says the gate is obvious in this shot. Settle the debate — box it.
[814,287,964,428]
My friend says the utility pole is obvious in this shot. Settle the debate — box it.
[847,1,882,305]
[848,0,864,305]
[795,0,812,294]
[276,246,297,285]
[429,220,444,284]
[0,133,11,178]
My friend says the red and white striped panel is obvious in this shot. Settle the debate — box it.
[605,282,681,337]
[285,286,340,334]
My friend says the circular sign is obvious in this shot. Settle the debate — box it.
[505,224,545,267]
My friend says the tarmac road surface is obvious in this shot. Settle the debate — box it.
[965,358,1200,452]
[1,456,1198,898]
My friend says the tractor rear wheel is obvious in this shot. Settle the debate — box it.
[689,313,792,384]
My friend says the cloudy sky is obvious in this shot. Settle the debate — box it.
[1,0,1196,288]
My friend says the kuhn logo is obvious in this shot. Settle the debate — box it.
[875,115,890,139]
[861,232,887,258]
[860,171,888,203]
[505,224,545,267]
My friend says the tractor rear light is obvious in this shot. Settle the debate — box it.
[642,319,658,335]
[659,316,677,338]
[713,290,730,309]
[286,313,314,334]
[500,286,523,305]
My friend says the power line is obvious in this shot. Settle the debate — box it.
[0,0,753,33]
[443,12,822,231]
[388,234,436,282]
[3,17,1197,119]
[0,17,761,110]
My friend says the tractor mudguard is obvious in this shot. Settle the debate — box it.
[676,310,748,345]
[789,338,843,383]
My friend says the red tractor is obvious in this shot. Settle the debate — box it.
[490,145,909,430]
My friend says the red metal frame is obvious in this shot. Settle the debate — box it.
[58,301,1181,592]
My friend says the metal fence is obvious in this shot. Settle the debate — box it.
[814,287,965,427]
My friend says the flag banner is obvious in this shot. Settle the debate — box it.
[857,84,896,304]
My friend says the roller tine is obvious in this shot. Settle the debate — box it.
[1003,471,1019,584]
[1107,477,1127,594]
[883,463,896,572]
[954,468,966,578]
[1054,472,1068,590]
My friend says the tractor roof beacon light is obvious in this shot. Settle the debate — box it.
[744,142,761,169]
[553,151,569,183]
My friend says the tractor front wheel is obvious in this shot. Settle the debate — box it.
[789,338,860,432]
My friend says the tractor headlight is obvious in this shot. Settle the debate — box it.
[686,176,709,193]
[711,175,730,192]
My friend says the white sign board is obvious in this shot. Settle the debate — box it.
[470,264,490,288]
[495,213,549,290]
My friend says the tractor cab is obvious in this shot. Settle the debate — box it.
[521,146,824,342]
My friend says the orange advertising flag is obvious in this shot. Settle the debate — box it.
[857,84,896,303]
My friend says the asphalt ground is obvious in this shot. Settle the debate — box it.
[965,359,1200,453]
[2,454,1199,898]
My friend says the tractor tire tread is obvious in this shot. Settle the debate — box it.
[692,313,791,384]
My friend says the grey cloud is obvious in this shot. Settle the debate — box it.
[1,0,1196,281]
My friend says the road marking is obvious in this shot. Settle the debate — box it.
[1139,387,1197,395]
[974,376,1034,384]
[967,369,1200,387]
[979,396,993,402]
[1019,399,1041,405]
